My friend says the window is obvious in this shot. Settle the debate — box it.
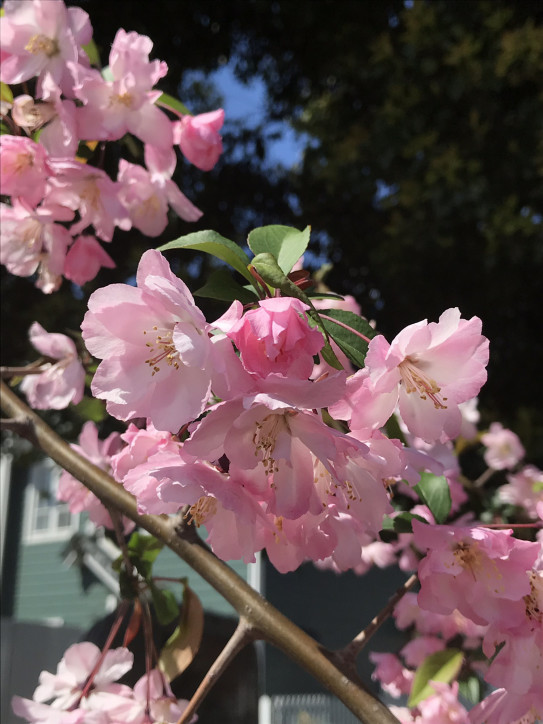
[23,460,79,543]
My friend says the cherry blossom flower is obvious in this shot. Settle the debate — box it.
[214,297,324,380]
[469,687,543,724]
[46,159,131,241]
[413,521,540,627]
[339,308,489,442]
[19,322,85,409]
[117,146,202,235]
[63,235,115,286]
[0,199,73,290]
[173,108,224,170]
[0,0,92,95]
[481,422,525,470]
[0,135,50,207]
[71,29,172,148]
[81,249,214,432]
[12,698,107,724]
[58,421,134,532]
[497,465,543,519]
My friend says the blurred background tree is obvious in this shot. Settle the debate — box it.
[2,0,542,461]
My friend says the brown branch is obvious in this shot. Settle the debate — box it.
[336,574,418,670]
[0,380,399,724]
[176,617,256,724]
[0,359,50,378]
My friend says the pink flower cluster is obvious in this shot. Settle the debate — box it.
[0,0,224,292]
[73,248,493,575]
[12,642,194,724]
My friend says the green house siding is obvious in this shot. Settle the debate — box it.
[14,537,248,627]
[14,540,111,628]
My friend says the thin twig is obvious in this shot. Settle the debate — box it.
[0,417,38,445]
[473,467,495,488]
[338,574,418,668]
[0,359,50,378]
[176,617,256,724]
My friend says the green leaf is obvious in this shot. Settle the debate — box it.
[247,225,311,275]
[1,81,13,105]
[379,512,429,542]
[0,121,11,135]
[408,649,463,707]
[74,396,107,423]
[150,584,179,625]
[82,38,101,66]
[114,533,164,580]
[159,230,255,285]
[458,676,482,704]
[194,268,258,304]
[251,252,312,302]
[414,472,452,523]
[159,584,204,681]
[318,309,377,369]
[156,92,192,116]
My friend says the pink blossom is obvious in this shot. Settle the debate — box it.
[0,0,92,95]
[348,308,489,442]
[481,422,525,470]
[369,652,413,698]
[497,465,543,519]
[400,636,445,667]
[63,235,115,286]
[0,135,50,206]
[173,109,224,170]
[11,94,56,131]
[413,521,540,627]
[38,72,79,157]
[0,199,72,290]
[117,150,201,236]
[58,421,134,533]
[19,322,85,409]
[416,682,470,724]
[469,687,543,724]
[32,641,133,710]
[214,297,324,380]
[46,159,131,241]
[82,249,214,433]
[71,29,172,148]
[12,698,107,724]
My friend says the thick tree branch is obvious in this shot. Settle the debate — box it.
[0,380,399,724]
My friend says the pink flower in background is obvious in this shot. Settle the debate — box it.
[413,521,540,627]
[469,687,542,724]
[82,249,213,432]
[63,235,115,286]
[58,421,134,532]
[361,308,489,442]
[47,159,131,241]
[173,108,224,170]
[0,0,92,95]
[0,135,50,207]
[215,297,324,380]
[20,322,85,409]
[497,465,543,519]
[117,147,201,235]
[481,422,525,470]
[32,642,133,710]
[0,199,73,285]
[71,29,172,148]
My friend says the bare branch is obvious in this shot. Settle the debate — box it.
[176,617,256,724]
[0,380,399,724]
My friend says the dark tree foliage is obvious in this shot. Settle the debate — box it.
[3,0,542,460]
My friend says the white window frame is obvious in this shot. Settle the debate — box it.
[23,459,79,544]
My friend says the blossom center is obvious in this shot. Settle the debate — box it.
[25,34,59,57]
[253,414,288,475]
[398,357,447,409]
[143,326,180,376]
[187,496,217,526]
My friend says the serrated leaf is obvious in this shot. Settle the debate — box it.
[194,267,258,304]
[159,584,204,682]
[159,230,255,285]
[414,472,452,523]
[157,92,192,116]
[247,225,311,275]
[408,649,463,707]
[318,309,376,369]
[151,584,179,625]
[1,81,13,105]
